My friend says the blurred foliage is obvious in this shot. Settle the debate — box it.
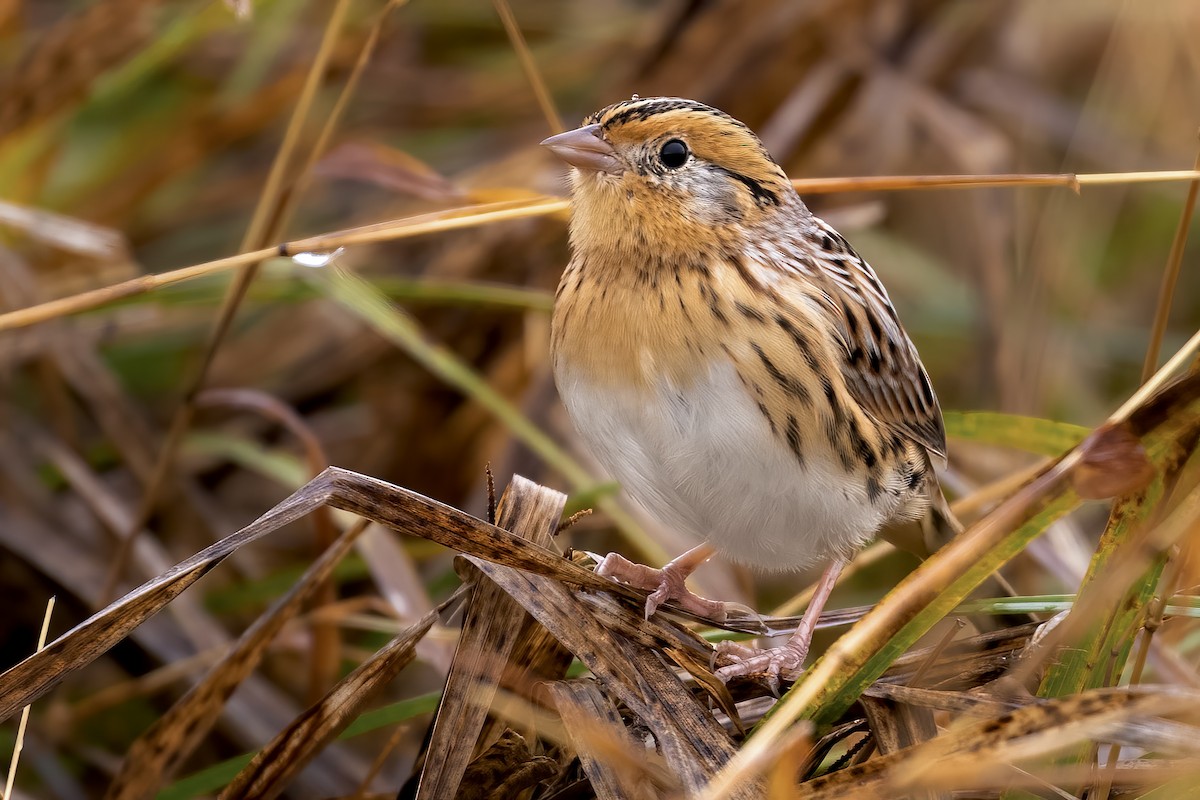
[1,0,1199,797]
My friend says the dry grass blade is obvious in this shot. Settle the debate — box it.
[878,623,1039,696]
[549,680,661,800]
[279,197,569,253]
[0,464,722,725]
[802,687,1200,798]
[219,605,443,800]
[315,141,463,201]
[467,560,759,798]
[1113,327,1200,423]
[0,557,216,722]
[320,468,627,594]
[103,519,370,800]
[864,683,1017,717]
[0,247,273,331]
[790,170,1200,193]
[194,387,340,702]
[414,477,567,799]
[0,199,129,259]
[318,467,755,634]
[3,597,54,800]
[791,173,1080,193]
[859,695,938,756]
[4,167,1200,334]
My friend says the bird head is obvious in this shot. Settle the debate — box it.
[541,97,803,254]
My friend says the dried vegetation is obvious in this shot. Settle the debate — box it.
[2,1,1200,798]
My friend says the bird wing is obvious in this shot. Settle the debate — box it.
[804,218,947,459]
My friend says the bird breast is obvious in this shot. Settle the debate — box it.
[554,355,895,571]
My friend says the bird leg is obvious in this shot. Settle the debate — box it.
[715,557,847,686]
[595,543,726,621]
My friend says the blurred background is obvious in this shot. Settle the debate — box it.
[1,0,1199,796]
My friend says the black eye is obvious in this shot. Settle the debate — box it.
[659,139,689,169]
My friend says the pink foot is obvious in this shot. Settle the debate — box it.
[714,637,811,690]
[713,557,847,689]
[595,552,727,622]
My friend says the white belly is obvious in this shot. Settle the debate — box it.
[555,359,894,571]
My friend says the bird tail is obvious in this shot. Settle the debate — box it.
[881,486,1024,613]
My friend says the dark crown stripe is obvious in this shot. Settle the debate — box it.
[592,97,741,128]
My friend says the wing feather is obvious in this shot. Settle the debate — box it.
[803,219,947,458]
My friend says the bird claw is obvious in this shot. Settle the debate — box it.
[595,552,727,622]
[714,638,810,691]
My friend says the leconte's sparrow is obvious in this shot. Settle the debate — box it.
[543,97,954,682]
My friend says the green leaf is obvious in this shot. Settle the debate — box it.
[944,411,1089,457]
[184,432,308,487]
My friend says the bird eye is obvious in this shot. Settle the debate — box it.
[659,139,689,169]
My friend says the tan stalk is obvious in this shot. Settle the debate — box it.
[1141,139,1200,382]
[101,0,356,602]
[493,0,563,133]
[6,169,1200,334]
[3,597,54,800]
[0,198,563,333]
[281,0,411,231]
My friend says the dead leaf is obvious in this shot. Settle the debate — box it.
[1073,422,1156,499]
[316,141,465,202]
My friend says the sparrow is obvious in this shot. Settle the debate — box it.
[542,97,950,682]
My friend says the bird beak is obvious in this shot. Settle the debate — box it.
[540,124,623,175]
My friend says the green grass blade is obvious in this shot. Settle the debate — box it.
[307,264,668,564]
[800,492,1079,729]
[184,432,308,487]
[944,411,1089,456]
[1036,486,1169,698]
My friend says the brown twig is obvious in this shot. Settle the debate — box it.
[100,0,357,602]
[1141,136,1200,382]
[492,0,563,134]
[193,388,338,703]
